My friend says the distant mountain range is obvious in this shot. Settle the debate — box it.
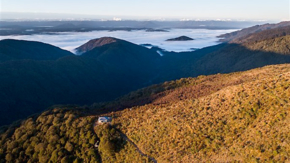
[0,20,263,36]
[0,21,290,126]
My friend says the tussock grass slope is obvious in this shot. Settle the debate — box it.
[112,64,290,162]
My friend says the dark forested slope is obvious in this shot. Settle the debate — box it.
[0,38,162,126]
[0,39,73,62]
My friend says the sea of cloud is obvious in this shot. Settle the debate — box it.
[0,28,236,53]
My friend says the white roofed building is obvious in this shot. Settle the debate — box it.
[97,116,112,124]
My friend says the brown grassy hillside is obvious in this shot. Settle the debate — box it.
[93,64,290,112]
[109,64,290,162]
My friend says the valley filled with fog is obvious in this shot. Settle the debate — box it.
[0,28,236,53]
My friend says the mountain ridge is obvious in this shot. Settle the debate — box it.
[219,21,290,42]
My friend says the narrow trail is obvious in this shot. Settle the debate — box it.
[93,119,157,163]
[92,120,102,163]
[114,128,157,163]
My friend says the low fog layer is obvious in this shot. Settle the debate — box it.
[0,29,236,52]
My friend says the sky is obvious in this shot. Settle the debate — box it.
[0,0,289,21]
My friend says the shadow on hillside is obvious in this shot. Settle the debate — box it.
[86,43,290,116]
[191,43,290,76]
[1,42,290,126]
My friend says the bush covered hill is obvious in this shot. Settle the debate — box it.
[1,64,290,162]
[1,22,290,126]
[0,107,151,163]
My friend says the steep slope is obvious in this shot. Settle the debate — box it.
[244,35,290,54]
[111,64,290,162]
[0,39,73,62]
[92,64,290,112]
[1,64,290,163]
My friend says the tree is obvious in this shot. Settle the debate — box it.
[5,153,13,162]
[61,156,70,163]
[65,142,73,152]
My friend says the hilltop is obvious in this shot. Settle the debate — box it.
[166,36,194,41]
[75,37,118,54]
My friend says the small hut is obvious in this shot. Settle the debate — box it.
[97,116,112,124]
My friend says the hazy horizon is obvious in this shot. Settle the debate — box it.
[0,29,235,53]
[1,0,289,21]
[1,12,282,22]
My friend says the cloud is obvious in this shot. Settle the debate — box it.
[0,29,236,53]
[113,17,122,21]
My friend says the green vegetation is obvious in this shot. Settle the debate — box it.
[95,124,151,163]
[0,107,100,163]
[246,35,290,54]
[0,106,151,163]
